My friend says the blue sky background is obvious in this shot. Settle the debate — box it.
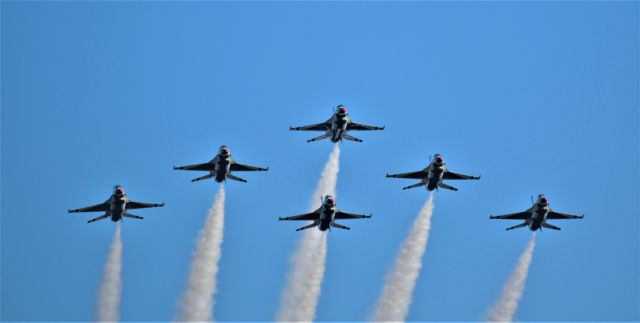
[2,1,638,321]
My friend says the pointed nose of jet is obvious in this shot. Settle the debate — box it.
[435,155,444,164]
[337,105,347,114]
[115,188,124,195]
[540,197,548,204]
[221,148,229,155]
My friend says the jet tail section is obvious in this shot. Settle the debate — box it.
[123,213,144,220]
[403,182,426,190]
[342,134,363,142]
[541,222,561,230]
[295,223,317,232]
[506,222,528,231]
[88,214,109,223]
[330,222,351,230]
[437,182,458,191]
[227,174,247,182]
[307,133,330,143]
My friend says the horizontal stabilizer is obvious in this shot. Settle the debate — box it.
[87,214,109,223]
[402,182,425,190]
[295,223,317,232]
[342,134,363,142]
[307,133,330,143]
[123,213,144,220]
[437,182,458,191]
[330,222,351,230]
[192,174,214,182]
[226,174,247,182]
[541,222,561,230]
[506,222,528,231]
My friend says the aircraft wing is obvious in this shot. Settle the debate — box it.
[127,201,164,209]
[347,122,385,131]
[68,202,110,213]
[443,171,480,180]
[230,162,269,172]
[289,122,329,131]
[335,211,372,220]
[173,162,214,171]
[489,211,530,220]
[386,170,428,179]
[547,211,584,220]
[279,211,319,221]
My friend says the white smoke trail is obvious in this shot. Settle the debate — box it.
[177,186,226,322]
[276,144,340,322]
[487,234,537,322]
[372,193,435,322]
[97,223,122,323]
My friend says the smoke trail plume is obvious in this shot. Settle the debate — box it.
[276,144,340,322]
[97,223,122,322]
[487,234,536,322]
[177,186,226,322]
[372,193,435,322]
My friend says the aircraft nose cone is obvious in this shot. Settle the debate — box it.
[540,198,547,204]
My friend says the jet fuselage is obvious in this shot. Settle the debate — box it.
[317,203,337,231]
[211,153,231,182]
[107,194,130,222]
[528,203,550,231]
[424,164,447,191]
[329,113,351,143]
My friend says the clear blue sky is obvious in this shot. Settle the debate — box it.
[2,1,638,321]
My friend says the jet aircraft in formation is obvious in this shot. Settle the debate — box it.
[173,145,269,183]
[490,194,584,231]
[289,104,385,143]
[386,154,481,191]
[68,106,583,233]
[279,195,372,231]
[68,185,164,223]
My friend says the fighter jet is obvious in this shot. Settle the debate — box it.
[279,195,372,231]
[386,154,480,191]
[289,104,384,143]
[68,185,164,223]
[490,194,584,231]
[173,145,268,183]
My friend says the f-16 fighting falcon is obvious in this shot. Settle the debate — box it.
[490,194,584,231]
[68,185,164,223]
[173,145,269,183]
[386,153,480,191]
[289,104,384,143]
[279,195,372,231]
